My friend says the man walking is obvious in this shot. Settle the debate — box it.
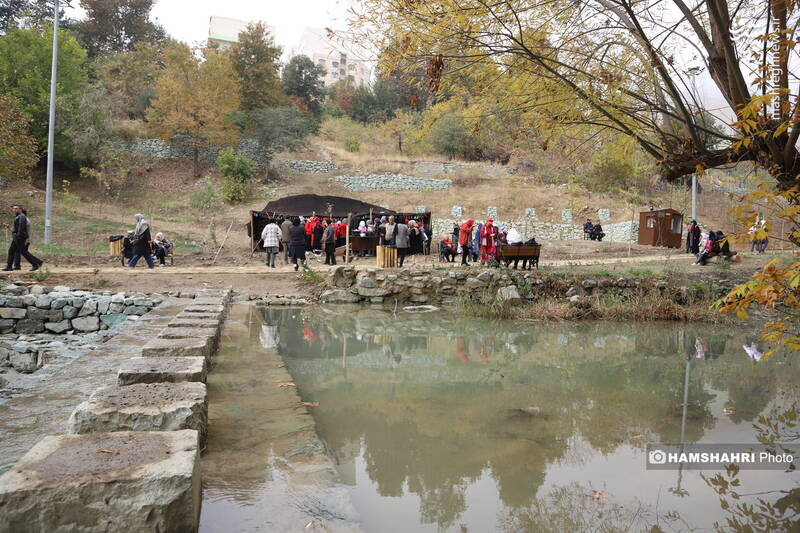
[261,218,282,268]
[4,205,43,271]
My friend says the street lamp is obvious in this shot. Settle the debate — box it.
[44,0,59,244]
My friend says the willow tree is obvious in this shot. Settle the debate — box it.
[351,0,799,187]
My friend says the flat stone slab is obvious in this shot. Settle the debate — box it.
[182,304,224,314]
[158,327,218,341]
[191,297,224,306]
[118,357,207,386]
[168,318,220,329]
[67,383,208,445]
[0,430,200,533]
[142,336,213,359]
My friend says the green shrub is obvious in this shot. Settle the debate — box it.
[221,177,248,203]
[216,148,256,203]
[343,136,360,152]
[190,177,222,210]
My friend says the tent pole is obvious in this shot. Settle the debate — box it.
[346,212,352,264]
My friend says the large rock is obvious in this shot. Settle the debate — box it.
[14,319,44,334]
[118,357,207,386]
[0,307,26,319]
[27,308,63,322]
[175,311,222,323]
[123,305,149,315]
[158,327,218,341]
[34,294,52,309]
[320,289,360,304]
[50,298,69,310]
[100,313,127,328]
[3,296,24,308]
[0,430,200,533]
[0,319,14,334]
[9,351,40,373]
[67,383,208,444]
[357,287,392,297]
[96,296,112,314]
[71,316,100,332]
[142,336,213,359]
[496,285,522,305]
[77,299,98,317]
[44,320,72,334]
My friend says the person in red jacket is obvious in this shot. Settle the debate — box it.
[458,219,474,266]
[336,218,347,247]
[304,217,315,251]
[480,219,498,265]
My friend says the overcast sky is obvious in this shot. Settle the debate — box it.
[66,0,353,52]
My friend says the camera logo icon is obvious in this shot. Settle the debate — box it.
[649,450,668,465]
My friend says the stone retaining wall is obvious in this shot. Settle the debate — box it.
[0,284,158,337]
[412,161,514,177]
[430,218,639,243]
[275,159,337,173]
[321,266,720,307]
[335,173,452,192]
[120,137,271,168]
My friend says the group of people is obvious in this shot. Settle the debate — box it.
[685,219,732,265]
[4,205,44,272]
[355,216,430,259]
[748,214,769,253]
[583,219,606,241]
[438,219,538,267]
[123,214,172,268]
[260,215,346,269]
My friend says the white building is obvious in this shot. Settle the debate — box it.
[208,16,275,50]
[293,27,372,86]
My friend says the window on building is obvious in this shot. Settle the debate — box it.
[670,214,683,233]
[646,216,655,229]
[340,68,346,75]
[340,54,347,64]
[318,59,326,66]
[332,61,339,68]
[348,64,355,71]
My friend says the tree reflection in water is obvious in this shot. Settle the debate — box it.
[260,306,798,531]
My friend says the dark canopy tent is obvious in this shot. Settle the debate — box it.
[248,194,395,251]
[261,194,392,218]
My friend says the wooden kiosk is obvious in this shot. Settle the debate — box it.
[637,208,683,248]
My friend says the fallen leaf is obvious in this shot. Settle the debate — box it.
[97,449,115,454]
[301,402,320,407]
[723,406,736,414]
[278,382,297,387]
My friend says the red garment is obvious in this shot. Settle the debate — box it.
[336,221,347,238]
[480,220,498,264]
[458,220,474,247]
[455,337,470,362]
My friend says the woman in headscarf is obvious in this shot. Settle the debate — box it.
[288,217,308,271]
[129,214,155,268]
[313,217,325,253]
[479,219,498,265]
[261,218,282,268]
[458,219,474,265]
[322,219,337,265]
[152,232,172,266]
[357,220,368,257]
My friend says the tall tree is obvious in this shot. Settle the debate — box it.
[1,0,72,32]
[98,42,164,118]
[145,43,241,176]
[282,54,325,115]
[77,0,164,56]
[0,26,88,160]
[0,93,38,180]
[230,22,283,111]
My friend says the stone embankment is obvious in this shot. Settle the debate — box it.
[430,218,639,244]
[335,173,452,192]
[320,266,728,307]
[0,284,159,335]
[0,288,232,533]
[275,158,337,173]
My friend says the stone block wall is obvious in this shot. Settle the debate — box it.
[0,284,158,336]
[430,218,639,243]
[335,173,452,192]
[412,161,514,177]
[275,159,337,173]
[320,266,705,307]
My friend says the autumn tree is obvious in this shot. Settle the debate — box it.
[145,43,241,176]
[77,0,164,57]
[0,93,38,180]
[98,42,164,118]
[1,0,73,32]
[282,54,325,115]
[230,22,283,111]
[328,78,358,117]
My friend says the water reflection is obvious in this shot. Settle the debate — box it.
[262,307,799,532]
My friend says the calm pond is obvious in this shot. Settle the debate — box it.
[200,305,799,532]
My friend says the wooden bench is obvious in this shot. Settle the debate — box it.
[496,245,542,269]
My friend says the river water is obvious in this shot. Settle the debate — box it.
[201,305,799,532]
